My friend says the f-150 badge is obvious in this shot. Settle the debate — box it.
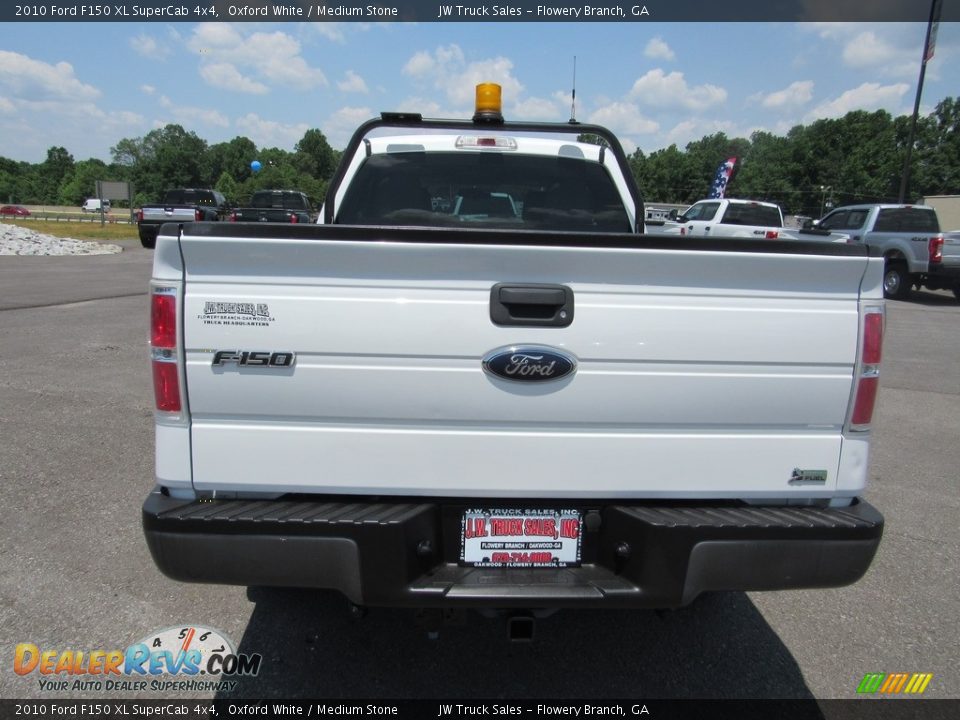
[212,350,295,368]
[482,345,576,383]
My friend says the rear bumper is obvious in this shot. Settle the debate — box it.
[142,491,883,609]
[924,263,960,286]
[138,223,161,242]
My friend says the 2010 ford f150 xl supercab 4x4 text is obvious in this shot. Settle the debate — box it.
[142,85,886,616]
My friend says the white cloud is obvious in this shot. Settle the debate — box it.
[644,38,675,61]
[157,95,229,128]
[324,106,374,148]
[662,119,756,149]
[759,81,815,110]
[235,113,311,150]
[141,85,156,95]
[337,70,369,94]
[200,63,269,95]
[188,24,327,93]
[403,51,437,77]
[587,102,659,136]
[802,23,921,79]
[842,31,915,78]
[312,22,346,43]
[401,44,522,111]
[807,82,910,120]
[130,33,170,61]
[0,50,100,104]
[511,96,565,121]
[628,69,727,111]
[0,96,16,114]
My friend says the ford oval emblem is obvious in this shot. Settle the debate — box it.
[482,345,577,383]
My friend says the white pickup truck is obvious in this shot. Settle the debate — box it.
[661,197,846,243]
[143,86,885,622]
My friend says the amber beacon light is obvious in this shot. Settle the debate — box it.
[473,83,504,123]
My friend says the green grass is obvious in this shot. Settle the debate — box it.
[1,218,138,242]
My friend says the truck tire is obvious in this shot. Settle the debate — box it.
[953,283,960,302]
[882,262,910,300]
[139,234,156,249]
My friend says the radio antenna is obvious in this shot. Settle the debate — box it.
[569,56,577,123]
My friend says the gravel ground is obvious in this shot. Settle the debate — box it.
[0,223,123,255]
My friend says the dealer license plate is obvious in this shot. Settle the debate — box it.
[459,509,582,568]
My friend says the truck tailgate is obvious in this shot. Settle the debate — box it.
[175,225,878,499]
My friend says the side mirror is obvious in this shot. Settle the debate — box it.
[801,218,814,230]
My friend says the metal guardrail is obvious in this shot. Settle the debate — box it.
[3,212,135,225]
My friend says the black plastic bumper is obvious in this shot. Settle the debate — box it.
[142,491,883,609]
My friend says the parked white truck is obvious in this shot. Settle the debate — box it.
[660,197,847,242]
[143,86,885,626]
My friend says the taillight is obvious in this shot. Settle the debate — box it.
[194,209,203,222]
[848,306,884,431]
[765,230,779,239]
[290,213,299,224]
[136,209,144,223]
[929,235,943,264]
[229,211,237,222]
[151,287,182,415]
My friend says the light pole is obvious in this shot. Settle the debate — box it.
[899,0,943,203]
[820,185,832,218]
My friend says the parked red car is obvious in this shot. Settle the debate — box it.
[0,205,31,217]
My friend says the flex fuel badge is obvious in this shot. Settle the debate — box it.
[789,468,828,486]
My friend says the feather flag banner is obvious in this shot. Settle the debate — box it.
[708,157,737,199]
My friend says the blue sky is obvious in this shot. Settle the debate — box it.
[1,20,958,163]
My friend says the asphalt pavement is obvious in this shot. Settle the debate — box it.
[0,244,957,704]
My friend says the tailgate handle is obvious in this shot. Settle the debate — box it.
[490,283,574,327]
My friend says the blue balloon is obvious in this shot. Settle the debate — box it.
[251,160,262,173]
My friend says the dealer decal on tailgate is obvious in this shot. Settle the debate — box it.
[460,509,582,568]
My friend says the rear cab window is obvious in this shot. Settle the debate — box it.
[163,190,225,207]
[874,208,940,233]
[334,132,633,234]
[721,203,782,227]
[252,191,311,210]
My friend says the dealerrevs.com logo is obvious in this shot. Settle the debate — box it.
[14,625,261,693]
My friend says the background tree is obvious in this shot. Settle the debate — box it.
[214,171,241,206]
[911,97,960,198]
[0,157,27,204]
[111,124,207,202]
[733,131,799,212]
[57,158,109,206]
[684,133,751,201]
[639,144,695,203]
[294,129,337,180]
[204,136,258,188]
